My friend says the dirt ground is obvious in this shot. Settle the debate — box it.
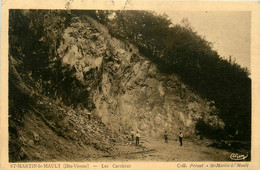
[14,94,245,162]
[94,137,233,162]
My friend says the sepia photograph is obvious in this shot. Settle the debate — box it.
[7,8,252,163]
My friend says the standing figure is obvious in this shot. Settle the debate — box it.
[131,130,135,141]
[83,109,91,120]
[87,112,91,120]
[136,131,140,146]
[164,131,168,143]
[179,131,183,146]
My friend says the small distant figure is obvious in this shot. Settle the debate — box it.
[136,131,140,146]
[87,112,91,120]
[164,131,168,143]
[179,131,183,146]
[131,130,135,141]
[84,109,91,120]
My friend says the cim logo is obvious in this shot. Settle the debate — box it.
[230,153,248,161]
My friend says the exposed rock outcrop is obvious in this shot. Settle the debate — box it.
[57,16,224,139]
[9,14,225,162]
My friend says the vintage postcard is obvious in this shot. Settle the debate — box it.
[1,0,260,170]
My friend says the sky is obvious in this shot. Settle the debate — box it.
[156,11,251,70]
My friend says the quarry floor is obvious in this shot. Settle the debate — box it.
[17,95,246,162]
[93,137,233,162]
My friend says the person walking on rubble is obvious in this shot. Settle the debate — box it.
[179,131,183,146]
[131,130,135,141]
[164,130,168,143]
[136,131,140,146]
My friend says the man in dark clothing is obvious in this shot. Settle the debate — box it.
[164,131,168,143]
[136,131,140,146]
[179,131,183,146]
[131,130,135,141]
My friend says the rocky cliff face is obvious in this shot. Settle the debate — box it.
[57,16,224,139]
[9,14,226,162]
